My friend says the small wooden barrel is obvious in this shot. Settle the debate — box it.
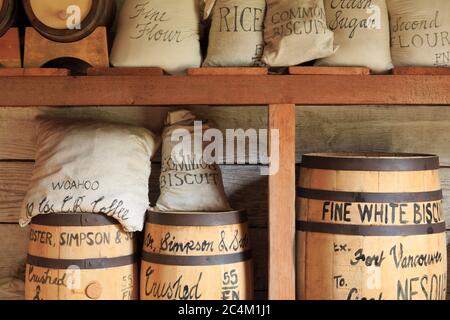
[25,214,138,300]
[297,153,447,300]
[0,0,16,37]
[141,210,253,300]
[22,0,115,42]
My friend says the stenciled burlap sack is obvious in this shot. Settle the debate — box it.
[155,110,232,212]
[388,0,450,67]
[203,0,266,67]
[262,0,336,66]
[110,0,202,74]
[316,0,393,73]
[20,120,161,232]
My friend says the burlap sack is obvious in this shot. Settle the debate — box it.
[20,120,161,232]
[316,0,393,73]
[155,110,232,212]
[203,0,266,67]
[388,0,450,67]
[262,0,336,66]
[110,0,202,74]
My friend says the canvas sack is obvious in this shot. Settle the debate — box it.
[20,120,161,232]
[110,0,202,74]
[203,0,266,67]
[316,0,393,73]
[387,0,450,67]
[262,0,336,66]
[155,110,232,212]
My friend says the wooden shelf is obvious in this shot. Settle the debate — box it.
[0,74,449,106]
[1,70,449,301]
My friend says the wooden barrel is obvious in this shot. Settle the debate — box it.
[297,153,447,300]
[0,0,16,37]
[141,210,253,300]
[22,0,115,42]
[25,213,139,300]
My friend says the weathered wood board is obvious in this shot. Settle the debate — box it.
[0,162,268,227]
[2,106,450,165]
[2,162,450,228]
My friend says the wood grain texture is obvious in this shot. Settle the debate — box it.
[23,27,109,68]
[0,28,21,68]
[268,104,296,300]
[0,225,447,300]
[0,224,268,297]
[0,106,266,161]
[87,67,164,76]
[393,67,450,76]
[187,68,268,76]
[3,106,450,165]
[4,161,450,228]
[289,66,370,75]
[0,68,70,76]
[0,75,449,106]
[0,225,28,280]
[0,162,269,228]
[297,106,450,166]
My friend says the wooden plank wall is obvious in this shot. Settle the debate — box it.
[0,105,449,300]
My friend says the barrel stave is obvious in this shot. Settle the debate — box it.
[141,211,254,300]
[25,213,138,300]
[297,153,448,300]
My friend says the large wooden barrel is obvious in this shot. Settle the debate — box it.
[141,210,253,300]
[22,0,115,42]
[297,153,447,300]
[0,0,16,37]
[25,214,139,300]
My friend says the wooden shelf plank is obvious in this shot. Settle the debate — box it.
[187,67,268,76]
[289,66,370,75]
[0,68,70,76]
[87,67,164,76]
[268,104,296,300]
[393,67,450,75]
[0,75,449,106]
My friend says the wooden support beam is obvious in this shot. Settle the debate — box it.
[268,104,296,300]
[0,75,449,106]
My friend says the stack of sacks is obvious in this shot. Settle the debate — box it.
[316,0,393,73]
[20,120,161,232]
[387,0,450,67]
[203,0,266,67]
[154,110,232,212]
[262,0,336,67]
[110,0,202,74]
